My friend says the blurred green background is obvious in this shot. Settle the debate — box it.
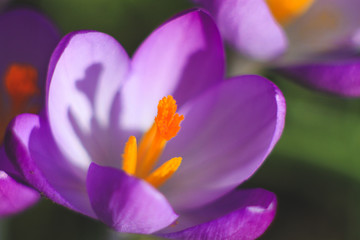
[2,0,360,239]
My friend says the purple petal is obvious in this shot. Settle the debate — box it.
[0,8,60,99]
[160,188,276,240]
[121,9,224,131]
[87,163,178,234]
[47,31,130,169]
[0,170,40,217]
[5,113,96,217]
[0,146,39,217]
[0,147,20,179]
[277,59,360,96]
[160,75,285,210]
[195,0,287,60]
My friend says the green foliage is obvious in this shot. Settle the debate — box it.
[15,0,191,54]
[270,74,360,182]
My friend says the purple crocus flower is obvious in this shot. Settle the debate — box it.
[194,0,360,96]
[6,9,285,238]
[193,0,360,60]
[271,0,360,96]
[0,9,60,216]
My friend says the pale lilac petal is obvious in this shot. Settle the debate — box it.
[286,0,360,58]
[87,163,178,234]
[0,170,40,217]
[0,8,60,100]
[195,0,287,60]
[160,75,285,210]
[277,59,360,96]
[47,31,130,170]
[121,9,224,131]
[160,189,276,240]
[5,113,96,217]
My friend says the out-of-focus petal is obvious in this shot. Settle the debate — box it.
[0,0,9,11]
[160,188,276,240]
[277,59,360,96]
[160,75,285,210]
[121,9,224,131]
[87,163,178,234]
[0,8,60,98]
[47,31,130,170]
[0,170,39,217]
[6,113,96,217]
[286,0,360,59]
[195,0,287,60]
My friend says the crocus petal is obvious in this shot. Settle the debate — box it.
[0,170,39,217]
[195,0,287,60]
[0,147,20,179]
[286,0,360,58]
[87,163,178,234]
[277,59,360,96]
[47,31,130,170]
[160,75,285,210]
[121,9,224,131]
[5,113,96,217]
[0,8,60,97]
[160,188,276,240]
[0,146,39,217]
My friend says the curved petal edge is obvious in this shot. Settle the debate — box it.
[160,188,277,240]
[160,75,286,210]
[0,170,39,217]
[87,163,178,234]
[277,60,360,97]
[5,113,79,211]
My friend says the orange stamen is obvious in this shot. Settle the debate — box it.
[137,123,157,162]
[121,95,184,188]
[145,157,182,188]
[136,131,166,178]
[0,64,40,144]
[4,64,39,105]
[266,0,314,25]
[122,136,137,175]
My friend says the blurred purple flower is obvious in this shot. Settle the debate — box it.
[194,0,288,61]
[6,9,285,238]
[194,0,360,96]
[0,9,60,216]
[271,0,360,96]
[193,0,360,60]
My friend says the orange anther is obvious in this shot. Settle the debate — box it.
[155,95,184,141]
[122,136,137,175]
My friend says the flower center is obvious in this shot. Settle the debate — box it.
[0,64,40,143]
[266,0,314,25]
[122,95,184,188]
